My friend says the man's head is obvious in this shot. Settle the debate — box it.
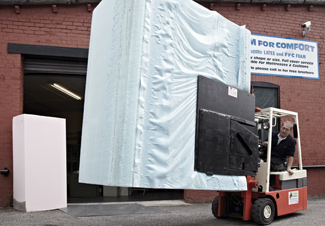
[280,121,294,138]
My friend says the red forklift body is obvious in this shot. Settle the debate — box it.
[266,187,308,216]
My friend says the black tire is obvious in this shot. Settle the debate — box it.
[211,196,224,219]
[252,198,275,225]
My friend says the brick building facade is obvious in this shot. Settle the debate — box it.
[0,1,324,206]
[186,2,325,203]
[0,2,94,206]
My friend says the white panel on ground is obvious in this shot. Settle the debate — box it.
[13,114,67,212]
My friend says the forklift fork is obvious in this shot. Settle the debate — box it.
[218,176,258,220]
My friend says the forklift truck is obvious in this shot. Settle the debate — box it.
[211,107,307,225]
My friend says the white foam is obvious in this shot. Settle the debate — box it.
[79,0,251,191]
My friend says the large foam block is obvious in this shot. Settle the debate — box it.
[79,0,251,191]
[12,114,67,212]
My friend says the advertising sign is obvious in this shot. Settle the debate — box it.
[289,191,299,205]
[251,34,319,79]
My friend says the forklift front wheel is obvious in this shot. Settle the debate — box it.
[252,198,275,225]
[211,196,226,219]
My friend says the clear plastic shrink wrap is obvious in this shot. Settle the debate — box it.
[79,0,251,191]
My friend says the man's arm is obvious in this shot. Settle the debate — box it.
[287,156,294,175]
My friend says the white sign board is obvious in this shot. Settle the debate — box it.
[251,34,319,79]
[228,86,238,98]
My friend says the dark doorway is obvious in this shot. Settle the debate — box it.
[252,82,280,141]
[23,55,103,199]
[251,82,280,109]
[22,54,183,203]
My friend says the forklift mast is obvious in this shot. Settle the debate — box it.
[254,107,304,193]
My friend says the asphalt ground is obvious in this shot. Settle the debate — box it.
[0,197,324,226]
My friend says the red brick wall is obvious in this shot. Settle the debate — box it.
[184,190,218,203]
[306,168,325,195]
[218,3,325,167]
[208,2,325,167]
[0,52,22,206]
[1,2,325,206]
[0,4,95,206]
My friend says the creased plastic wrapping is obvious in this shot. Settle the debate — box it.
[79,0,251,191]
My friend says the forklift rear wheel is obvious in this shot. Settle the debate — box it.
[252,198,275,225]
[211,196,225,219]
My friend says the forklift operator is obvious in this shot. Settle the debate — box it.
[263,121,296,175]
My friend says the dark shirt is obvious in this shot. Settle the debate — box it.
[271,131,296,165]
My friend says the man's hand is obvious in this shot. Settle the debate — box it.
[287,156,294,175]
[262,141,268,146]
[287,168,294,175]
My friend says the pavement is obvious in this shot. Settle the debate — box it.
[1,197,325,226]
